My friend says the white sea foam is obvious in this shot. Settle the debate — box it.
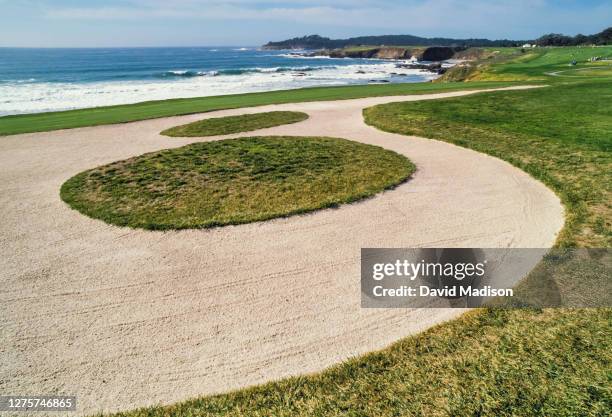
[0,62,438,115]
[257,67,281,73]
[276,53,336,59]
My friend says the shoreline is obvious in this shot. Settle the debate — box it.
[0,48,445,117]
[0,80,519,135]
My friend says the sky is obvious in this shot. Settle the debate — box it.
[0,0,610,47]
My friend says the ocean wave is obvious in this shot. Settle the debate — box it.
[159,66,325,78]
[276,53,338,60]
[0,62,438,116]
[216,67,318,75]
[162,70,195,77]
[0,78,37,84]
[252,66,322,74]
[160,70,217,77]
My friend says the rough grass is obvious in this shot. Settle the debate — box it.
[100,308,611,417]
[365,80,612,247]
[61,136,414,230]
[161,111,308,137]
[0,81,517,136]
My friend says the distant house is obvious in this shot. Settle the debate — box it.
[522,43,536,48]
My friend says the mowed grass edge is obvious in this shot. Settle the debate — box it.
[61,136,415,230]
[161,111,308,137]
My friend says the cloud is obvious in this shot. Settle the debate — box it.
[44,0,391,19]
[41,0,612,38]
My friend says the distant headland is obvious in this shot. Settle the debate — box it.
[262,34,528,50]
[263,27,612,50]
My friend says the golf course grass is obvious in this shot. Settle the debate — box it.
[440,45,612,82]
[0,81,517,136]
[94,46,611,417]
[101,308,610,417]
[61,136,414,230]
[161,111,308,137]
[365,80,612,248]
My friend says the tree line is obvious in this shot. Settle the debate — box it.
[536,27,611,46]
[264,27,611,50]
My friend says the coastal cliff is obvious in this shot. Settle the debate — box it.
[314,46,465,61]
[326,47,412,59]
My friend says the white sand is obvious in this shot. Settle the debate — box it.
[0,86,564,415]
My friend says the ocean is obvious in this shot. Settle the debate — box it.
[0,47,440,116]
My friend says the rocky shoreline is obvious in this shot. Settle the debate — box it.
[282,46,464,75]
[323,46,465,61]
[395,61,449,75]
[279,45,463,59]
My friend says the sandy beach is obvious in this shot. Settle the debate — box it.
[0,87,564,415]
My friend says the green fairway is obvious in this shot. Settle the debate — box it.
[439,45,612,82]
[61,136,414,230]
[161,111,308,137]
[548,66,612,78]
[493,46,612,80]
[0,81,516,136]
